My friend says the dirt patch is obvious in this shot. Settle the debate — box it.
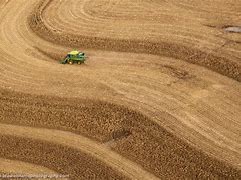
[111,129,132,142]
[162,65,193,80]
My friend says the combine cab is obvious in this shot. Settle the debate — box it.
[61,50,87,64]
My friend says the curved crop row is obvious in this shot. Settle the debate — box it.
[0,135,126,180]
[28,0,241,81]
[1,89,240,178]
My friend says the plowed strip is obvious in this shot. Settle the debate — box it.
[1,89,240,179]
[0,124,159,180]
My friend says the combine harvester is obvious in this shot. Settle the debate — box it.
[61,50,87,64]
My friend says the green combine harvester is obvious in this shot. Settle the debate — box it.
[61,50,87,64]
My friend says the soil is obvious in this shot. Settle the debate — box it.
[0,0,241,179]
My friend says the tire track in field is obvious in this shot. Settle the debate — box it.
[0,89,240,179]
[29,0,241,81]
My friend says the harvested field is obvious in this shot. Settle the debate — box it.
[0,0,241,179]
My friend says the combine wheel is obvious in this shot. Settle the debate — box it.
[77,61,81,65]
[68,60,73,65]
